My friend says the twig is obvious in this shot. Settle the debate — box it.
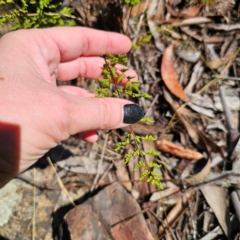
[90,133,109,192]
[230,191,240,223]
[98,163,114,185]
[46,156,76,207]
[212,75,240,81]
[219,84,240,156]
[144,93,159,118]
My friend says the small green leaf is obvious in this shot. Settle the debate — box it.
[140,117,155,123]
[142,35,152,43]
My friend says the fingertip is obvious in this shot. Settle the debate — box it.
[77,130,99,143]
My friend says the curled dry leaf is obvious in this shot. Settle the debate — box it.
[176,50,201,63]
[166,4,202,18]
[190,158,211,181]
[161,44,188,101]
[156,139,204,160]
[207,56,233,69]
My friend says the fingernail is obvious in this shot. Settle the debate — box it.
[123,104,144,124]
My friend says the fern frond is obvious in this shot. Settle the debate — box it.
[134,160,145,171]
[139,170,150,180]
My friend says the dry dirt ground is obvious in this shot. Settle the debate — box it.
[0,0,240,239]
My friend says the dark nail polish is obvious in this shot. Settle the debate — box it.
[123,104,144,124]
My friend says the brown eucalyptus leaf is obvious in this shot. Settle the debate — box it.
[181,5,202,17]
[161,44,188,101]
[156,139,204,160]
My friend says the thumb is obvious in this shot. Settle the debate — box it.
[66,96,144,135]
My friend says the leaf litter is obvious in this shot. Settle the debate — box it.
[1,0,240,239]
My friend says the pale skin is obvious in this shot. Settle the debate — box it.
[0,27,138,187]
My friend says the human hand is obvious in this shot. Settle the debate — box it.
[0,27,143,187]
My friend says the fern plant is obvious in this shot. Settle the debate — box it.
[0,0,76,29]
[97,54,163,190]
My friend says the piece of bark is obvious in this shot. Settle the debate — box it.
[121,122,164,135]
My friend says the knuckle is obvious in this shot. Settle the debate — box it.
[98,99,114,130]
[52,94,71,135]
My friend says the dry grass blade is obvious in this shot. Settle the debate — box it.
[46,156,76,207]
[90,133,109,192]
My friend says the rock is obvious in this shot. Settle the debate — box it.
[64,182,154,240]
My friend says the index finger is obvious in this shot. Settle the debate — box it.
[42,27,132,62]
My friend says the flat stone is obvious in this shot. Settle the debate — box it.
[65,182,154,240]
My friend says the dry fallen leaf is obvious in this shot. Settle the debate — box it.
[156,139,204,160]
[115,160,132,192]
[190,158,211,181]
[181,5,202,17]
[126,1,150,17]
[207,56,233,69]
[176,50,201,63]
[161,44,188,101]
[150,184,179,203]
[163,89,225,159]
[201,184,230,238]
[165,4,202,18]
